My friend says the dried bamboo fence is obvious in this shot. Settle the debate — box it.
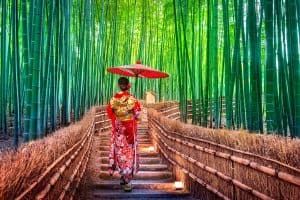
[0,108,99,200]
[94,108,111,133]
[186,98,230,117]
[147,101,180,120]
[148,108,300,200]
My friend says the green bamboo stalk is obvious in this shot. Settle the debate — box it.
[21,0,31,141]
[203,0,212,127]
[297,0,300,39]
[222,0,233,129]
[12,0,21,147]
[257,0,264,133]
[248,0,263,132]
[30,0,45,140]
[41,0,56,134]
[84,0,92,111]
[234,0,245,129]
[1,0,8,135]
[28,0,35,50]
[75,0,85,120]
[50,0,61,131]
[264,0,277,133]
[197,1,204,125]
[172,0,185,121]
[182,0,196,124]
[0,0,2,134]
[61,0,71,125]
[211,0,219,128]
[241,0,250,130]
[276,0,292,135]
[286,0,300,137]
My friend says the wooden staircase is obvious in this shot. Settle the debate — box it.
[85,110,193,199]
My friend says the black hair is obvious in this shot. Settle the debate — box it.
[118,77,129,85]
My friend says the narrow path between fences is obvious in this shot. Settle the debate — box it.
[3,104,300,200]
[83,105,300,200]
[84,107,193,199]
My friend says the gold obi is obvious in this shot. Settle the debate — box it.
[110,95,136,121]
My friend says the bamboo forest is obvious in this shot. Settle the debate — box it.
[0,0,300,145]
[1,1,300,199]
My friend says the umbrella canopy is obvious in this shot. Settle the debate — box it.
[107,61,169,79]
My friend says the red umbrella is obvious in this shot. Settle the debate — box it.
[107,61,169,79]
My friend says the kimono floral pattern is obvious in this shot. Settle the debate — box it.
[106,91,141,183]
[108,121,139,182]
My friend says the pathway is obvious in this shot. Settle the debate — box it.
[84,109,193,199]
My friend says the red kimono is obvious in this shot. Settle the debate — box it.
[106,91,141,183]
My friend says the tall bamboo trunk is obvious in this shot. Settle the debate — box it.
[61,0,71,125]
[29,0,44,140]
[21,0,31,141]
[12,0,21,147]
[264,0,278,133]
[248,0,263,132]
[286,0,300,137]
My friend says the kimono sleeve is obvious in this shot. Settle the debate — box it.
[107,100,116,121]
[134,100,141,112]
[134,99,141,118]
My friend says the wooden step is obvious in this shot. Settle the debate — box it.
[98,136,111,141]
[137,138,151,143]
[99,142,152,146]
[98,136,151,141]
[138,143,154,148]
[99,157,161,164]
[138,141,152,145]
[98,163,168,171]
[96,125,148,129]
[138,126,148,129]
[99,132,150,137]
[99,171,173,180]
[90,188,191,199]
[98,137,150,142]
[99,145,155,152]
[138,132,150,134]
[137,131,148,134]
[137,129,148,132]
[92,179,174,189]
[137,135,151,139]
[99,132,150,136]
[99,151,159,157]
[99,146,110,151]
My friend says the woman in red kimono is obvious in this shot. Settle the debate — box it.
[106,77,141,192]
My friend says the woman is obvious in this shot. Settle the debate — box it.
[106,77,141,192]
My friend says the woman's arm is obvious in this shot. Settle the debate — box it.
[107,102,116,121]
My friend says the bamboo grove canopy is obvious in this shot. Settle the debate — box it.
[0,0,299,147]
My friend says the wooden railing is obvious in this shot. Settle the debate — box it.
[94,107,111,133]
[14,111,97,200]
[149,102,181,120]
[148,108,300,200]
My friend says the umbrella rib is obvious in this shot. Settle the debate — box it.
[122,68,136,75]
[107,64,169,78]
